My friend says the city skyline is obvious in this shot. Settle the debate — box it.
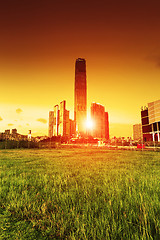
[0,0,160,137]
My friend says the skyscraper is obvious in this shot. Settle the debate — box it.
[53,105,59,136]
[59,100,70,137]
[91,103,109,140]
[48,111,54,138]
[74,58,87,135]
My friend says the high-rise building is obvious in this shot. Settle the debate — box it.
[141,99,160,142]
[91,103,109,140]
[105,112,109,140]
[59,100,70,137]
[74,58,87,135]
[133,124,142,141]
[53,105,59,136]
[49,100,75,138]
[48,111,54,138]
[69,119,75,137]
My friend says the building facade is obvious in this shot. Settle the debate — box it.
[91,102,109,140]
[141,99,160,142]
[133,124,142,141]
[74,58,87,135]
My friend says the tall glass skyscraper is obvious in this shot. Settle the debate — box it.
[74,58,87,135]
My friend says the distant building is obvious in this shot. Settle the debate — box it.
[48,111,54,138]
[74,58,87,135]
[5,129,10,135]
[53,105,59,136]
[49,100,75,138]
[133,124,142,141]
[59,100,70,137]
[105,112,109,140]
[91,103,109,140]
[141,99,160,142]
[12,128,17,135]
[0,129,29,141]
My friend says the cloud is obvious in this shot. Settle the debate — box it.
[16,108,23,114]
[0,117,3,121]
[37,118,47,124]
[8,123,14,126]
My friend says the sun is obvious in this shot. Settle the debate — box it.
[86,119,94,130]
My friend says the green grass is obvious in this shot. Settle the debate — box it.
[0,148,160,239]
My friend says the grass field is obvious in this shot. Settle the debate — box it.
[0,148,160,239]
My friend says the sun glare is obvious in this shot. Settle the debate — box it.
[86,119,94,130]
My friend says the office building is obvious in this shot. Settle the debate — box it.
[141,99,160,142]
[141,106,153,142]
[91,103,109,140]
[74,58,87,135]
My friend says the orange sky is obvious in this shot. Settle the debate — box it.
[0,0,160,137]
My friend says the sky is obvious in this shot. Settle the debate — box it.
[0,0,160,137]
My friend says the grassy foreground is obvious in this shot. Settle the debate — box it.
[0,148,160,240]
